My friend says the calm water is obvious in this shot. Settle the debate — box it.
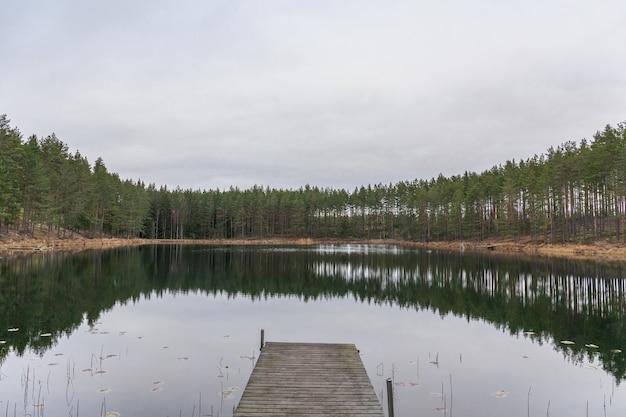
[1,244,625,417]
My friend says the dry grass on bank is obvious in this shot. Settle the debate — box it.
[0,229,318,258]
[403,237,626,262]
[2,229,626,262]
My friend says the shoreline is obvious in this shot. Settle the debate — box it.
[2,234,626,262]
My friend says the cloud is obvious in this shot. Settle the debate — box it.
[2,0,625,191]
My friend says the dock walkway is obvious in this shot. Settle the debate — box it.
[234,342,384,417]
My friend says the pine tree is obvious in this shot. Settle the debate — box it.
[19,135,47,235]
[0,115,23,232]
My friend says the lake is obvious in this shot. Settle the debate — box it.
[1,244,625,417]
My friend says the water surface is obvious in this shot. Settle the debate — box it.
[1,244,625,416]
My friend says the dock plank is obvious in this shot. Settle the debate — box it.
[234,342,384,417]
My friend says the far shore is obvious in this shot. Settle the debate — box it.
[2,233,626,262]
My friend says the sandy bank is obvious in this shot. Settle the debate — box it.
[2,232,626,262]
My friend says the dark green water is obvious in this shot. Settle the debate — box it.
[1,244,625,416]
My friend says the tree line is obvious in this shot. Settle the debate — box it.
[1,113,625,243]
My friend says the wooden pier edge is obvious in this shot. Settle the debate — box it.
[234,341,385,416]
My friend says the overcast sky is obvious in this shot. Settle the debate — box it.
[2,1,625,191]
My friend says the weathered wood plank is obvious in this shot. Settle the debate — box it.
[234,342,384,417]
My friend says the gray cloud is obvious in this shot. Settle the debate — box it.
[2,0,625,191]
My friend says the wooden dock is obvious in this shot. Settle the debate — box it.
[234,342,384,417]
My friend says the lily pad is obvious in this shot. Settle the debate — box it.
[219,386,240,399]
[219,391,236,399]
[491,390,509,398]
[585,344,599,349]
[560,340,575,345]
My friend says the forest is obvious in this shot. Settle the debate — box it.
[1,114,625,244]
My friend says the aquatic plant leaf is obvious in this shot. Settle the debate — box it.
[220,392,236,399]
[98,388,112,393]
[219,390,237,399]
[560,340,575,345]
[585,344,599,349]
[40,333,52,337]
[491,390,509,398]
[218,386,241,399]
